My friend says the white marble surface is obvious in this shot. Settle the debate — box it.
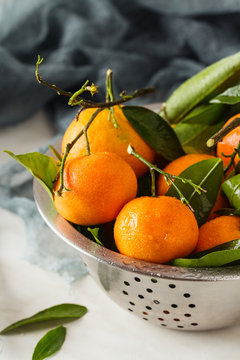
[1,111,240,359]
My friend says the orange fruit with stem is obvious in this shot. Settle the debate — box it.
[157,153,215,195]
[157,153,226,219]
[114,196,199,263]
[62,106,155,178]
[216,113,240,169]
[195,216,240,253]
[53,152,137,225]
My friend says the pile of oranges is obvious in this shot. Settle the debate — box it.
[54,107,240,264]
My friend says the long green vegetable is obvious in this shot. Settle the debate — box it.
[161,51,240,123]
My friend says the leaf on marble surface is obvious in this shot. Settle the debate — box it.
[0,303,87,334]
[32,325,66,360]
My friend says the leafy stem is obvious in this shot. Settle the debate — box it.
[35,56,155,109]
[55,108,103,196]
[36,56,156,196]
[127,145,206,210]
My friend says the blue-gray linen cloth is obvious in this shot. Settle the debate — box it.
[1,0,240,281]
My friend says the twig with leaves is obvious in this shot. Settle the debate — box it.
[127,145,206,211]
[35,56,156,196]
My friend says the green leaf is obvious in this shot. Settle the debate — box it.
[32,325,66,360]
[122,106,185,161]
[166,158,224,226]
[49,145,62,162]
[222,174,240,209]
[210,83,240,104]
[87,227,104,246]
[174,104,225,153]
[0,304,87,334]
[172,239,240,267]
[162,51,240,123]
[74,223,117,252]
[4,151,58,200]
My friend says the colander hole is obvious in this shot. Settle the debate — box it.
[191,323,198,326]
[177,326,184,329]
[142,311,148,315]
[154,300,160,304]
[158,318,164,321]
[122,290,128,295]
[124,281,130,286]
[138,295,144,299]
[171,304,178,308]
[163,310,170,314]
[174,318,180,322]
[184,313,191,317]
[146,288,153,293]
[161,324,167,327]
[134,277,141,282]
[128,308,133,312]
[184,293,191,298]
[129,301,135,306]
[169,284,176,289]
[146,306,152,310]
[151,278,158,283]
[189,304,196,308]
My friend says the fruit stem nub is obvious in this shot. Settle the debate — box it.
[207,117,240,147]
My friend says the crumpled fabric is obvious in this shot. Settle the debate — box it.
[1,0,240,281]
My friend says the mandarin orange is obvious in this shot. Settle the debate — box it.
[114,196,199,263]
[217,113,240,169]
[157,153,214,195]
[157,153,227,219]
[62,106,155,178]
[195,216,240,253]
[54,152,137,225]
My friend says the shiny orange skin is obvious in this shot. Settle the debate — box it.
[217,113,240,169]
[54,152,137,225]
[195,216,240,253]
[62,106,155,178]
[157,154,214,195]
[114,196,199,264]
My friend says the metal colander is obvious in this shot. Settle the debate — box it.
[34,178,240,331]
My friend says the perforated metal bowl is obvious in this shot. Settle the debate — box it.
[34,173,240,331]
